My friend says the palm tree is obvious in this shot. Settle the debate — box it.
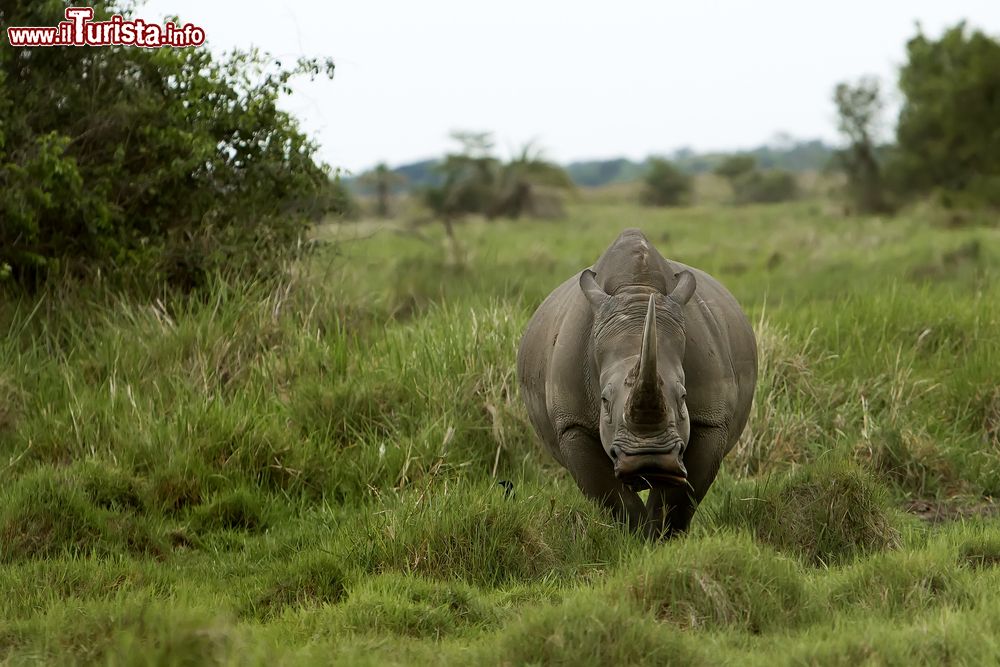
[491,142,574,219]
[423,133,575,254]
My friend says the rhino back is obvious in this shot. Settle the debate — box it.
[667,261,757,448]
[516,272,599,463]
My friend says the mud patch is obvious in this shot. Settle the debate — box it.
[903,498,1000,524]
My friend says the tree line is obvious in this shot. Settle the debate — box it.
[2,8,997,292]
[834,22,1000,215]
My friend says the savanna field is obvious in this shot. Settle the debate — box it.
[3,198,1000,665]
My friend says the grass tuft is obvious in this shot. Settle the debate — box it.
[711,461,901,565]
[826,549,972,614]
[336,480,638,587]
[191,488,271,533]
[619,532,808,632]
[250,551,348,619]
[339,574,500,638]
[490,590,706,667]
[956,532,1000,570]
[0,467,164,563]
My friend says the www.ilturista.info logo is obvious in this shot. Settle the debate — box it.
[6,7,206,48]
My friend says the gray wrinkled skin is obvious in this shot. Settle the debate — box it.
[516,229,757,538]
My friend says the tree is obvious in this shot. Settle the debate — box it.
[730,170,799,205]
[641,158,692,207]
[714,155,756,181]
[423,131,500,243]
[0,1,339,290]
[491,143,574,219]
[714,155,798,205]
[423,133,573,242]
[833,77,890,214]
[892,23,1000,207]
[358,163,406,218]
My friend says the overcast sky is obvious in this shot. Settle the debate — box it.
[140,1,1000,174]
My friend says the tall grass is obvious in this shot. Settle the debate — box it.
[1,201,999,663]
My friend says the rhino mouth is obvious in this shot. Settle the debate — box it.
[612,447,689,491]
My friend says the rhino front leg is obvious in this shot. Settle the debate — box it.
[645,424,728,538]
[559,427,647,532]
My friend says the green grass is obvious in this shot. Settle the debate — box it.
[1,200,999,664]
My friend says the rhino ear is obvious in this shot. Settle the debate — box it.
[668,271,696,306]
[579,269,609,311]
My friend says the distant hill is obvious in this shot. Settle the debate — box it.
[391,158,442,190]
[349,139,836,192]
[564,158,647,187]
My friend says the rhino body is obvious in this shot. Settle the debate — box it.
[516,229,757,536]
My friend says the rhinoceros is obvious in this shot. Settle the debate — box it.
[516,229,757,537]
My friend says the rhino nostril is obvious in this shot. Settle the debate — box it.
[609,445,620,460]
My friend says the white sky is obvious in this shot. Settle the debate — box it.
[139,1,1000,174]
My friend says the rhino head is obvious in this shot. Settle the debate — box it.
[579,269,696,490]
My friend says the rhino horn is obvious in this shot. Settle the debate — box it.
[669,271,696,306]
[626,294,667,428]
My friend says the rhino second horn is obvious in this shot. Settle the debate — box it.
[669,270,696,306]
[627,295,667,428]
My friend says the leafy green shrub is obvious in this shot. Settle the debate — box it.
[714,154,798,204]
[640,157,692,207]
[0,1,342,290]
[891,23,1000,208]
[731,169,799,204]
[713,155,757,181]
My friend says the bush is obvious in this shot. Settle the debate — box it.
[731,169,799,204]
[641,158,692,207]
[714,154,798,204]
[714,155,756,181]
[0,1,342,290]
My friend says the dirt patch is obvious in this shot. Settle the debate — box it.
[903,498,1000,524]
